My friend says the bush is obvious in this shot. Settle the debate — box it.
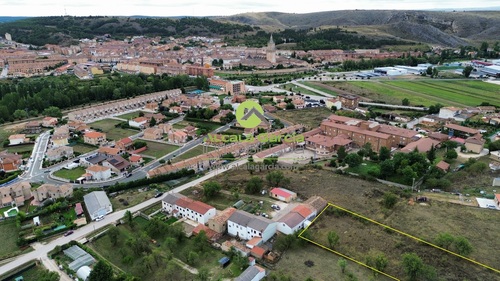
[382,192,398,209]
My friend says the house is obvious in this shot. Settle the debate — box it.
[234,265,266,281]
[143,127,163,140]
[211,110,233,123]
[272,96,286,103]
[338,94,359,109]
[85,165,112,181]
[144,102,159,112]
[292,99,305,109]
[183,125,197,137]
[325,98,342,110]
[98,147,122,156]
[304,196,328,214]
[129,117,148,128]
[102,155,130,174]
[232,95,246,103]
[33,183,73,202]
[129,154,144,166]
[0,151,22,172]
[168,130,188,144]
[465,134,485,154]
[169,106,183,114]
[83,131,107,146]
[161,193,216,224]
[116,137,133,151]
[439,107,461,120]
[158,123,173,134]
[42,117,59,127]
[46,146,74,161]
[144,113,165,124]
[277,204,315,235]
[436,160,450,173]
[83,191,113,220]
[208,207,237,233]
[400,138,441,153]
[270,187,297,203]
[8,134,27,145]
[24,121,42,133]
[0,181,31,207]
[52,134,69,147]
[227,210,277,242]
[262,105,277,113]
[305,134,352,156]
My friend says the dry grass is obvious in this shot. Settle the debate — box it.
[272,107,332,130]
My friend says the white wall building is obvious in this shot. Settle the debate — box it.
[83,191,113,220]
[227,210,277,242]
[162,193,216,224]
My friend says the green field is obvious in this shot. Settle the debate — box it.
[71,143,97,154]
[335,80,500,107]
[53,166,86,181]
[171,145,216,163]
[116,111,146,120]
[0,220,19,258]
[140,140,180,158]
[301,81,338,96]
[5,264,56,281]
[5,144,34,154]
[89,119,139,140]
[281,83,319,96]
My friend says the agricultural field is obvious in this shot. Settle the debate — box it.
[0,220,20,258]
[139,140,180,159]
[88,119,139,140]
[323,80,500,107]
[273,107,332,130]
[209,166,500,280]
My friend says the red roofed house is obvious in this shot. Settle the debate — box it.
[436,160,450,173]
[250,246,266,259]
[168,130,188,144]
[129,117,148,128]
[116,137,133,151]
[192,224,221,241]
[162,193,216,224]
[129,154,144,166]
[208,207,237,233]
[75,202,84,216]
[42,117,59,127]
[83,131,107,146]
[277,204,315,235]
[270,187,297,203]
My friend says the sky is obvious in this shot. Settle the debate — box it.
[0,0,498,17]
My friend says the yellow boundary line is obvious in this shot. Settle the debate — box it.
[298,203,500,280]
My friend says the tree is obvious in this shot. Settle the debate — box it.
[382,192,398,209]
[338,258,347,273]
[197,267,210,281]
[108,227,119,246]
[124,210,134,229]
[345,153,362,168]
[463,66,474,78]
[187,251,199,265]
[13,109,28,120]
[454,236,473,256]
[444,150,458,161]
[246,176,264,194]
[42,106,63,118]
[431,67,439,78]
[402,253,423,281]
[266,170,290,187]
[327,231,339,249]
[149,117,157,127]
[38,269,60,281]
[203,181,221,199]
[376,147,390,162]
[426,144,436,163]
[402,98,410,106]
[434,232,455,249]
[426,66,433,75]
[88,260,114,281]
[337,146,347,161]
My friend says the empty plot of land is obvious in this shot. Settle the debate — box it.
[89,119,139,140]
[0,221,19,258]
[273,107,332,130]
[115,111,145,120]
[171,145,216,163]
[139,140,180,158]
[71,143,97,155]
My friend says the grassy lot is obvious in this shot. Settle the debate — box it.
[209,166,500,280]
[115,111,145,120]
[273,107,332,130]
[0,220,19,258]
[171,145,216,163]
[70,143,97,154]
[5,264,53,281]
[53,166,86,181]
[280,83,319,97]
[140,140,180,158]
[141,202,162,215]
[88,119,139,140]
[133,216,149,229]
[301,81,339,96]
[110,186,169,211]
[5,144,34,154]
[345,161,380,176]
[172,123,186,130]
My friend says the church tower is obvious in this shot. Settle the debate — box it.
[266,34,276,63]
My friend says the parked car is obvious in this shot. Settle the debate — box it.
[95,215,105,221]
[271,204,281,210]
[64,230,74,236]
[154,192,164,198]
[486,204,497,209]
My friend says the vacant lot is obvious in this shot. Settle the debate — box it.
[71,143,97,155]
[110,187,167,211]
[139,140,179,158]
[89,119,139,140]
[53,166,86,181]
[171,145,216,163]
[116,111,145,120]
[280,83,319,96]
[5,264,52,281]
[301,81,338,96]
[0,220,19,258]
[5,144,34,154]
[210,166,500,280]
[273,107,332,130]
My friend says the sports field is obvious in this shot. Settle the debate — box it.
[326,80,500,107]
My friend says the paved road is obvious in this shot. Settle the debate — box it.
[291,81,333,97]
[0,159,248,274]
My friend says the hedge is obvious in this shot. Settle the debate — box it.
[0,171,21,185]
[106,168,195,193]
[184,117,225,125]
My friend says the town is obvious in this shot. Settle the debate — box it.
[0,9,500,281]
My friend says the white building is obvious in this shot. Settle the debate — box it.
[85,165,112,181]
[235,265,266,281]
[276,204,315,235]
[83,191,112,220]
[162,193,216,224]
[325,98,342,110]
[8,134,26,145]
[439,107,461,120]
[227,210,277,242]
[128,117,148,128]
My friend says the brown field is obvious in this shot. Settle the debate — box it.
[210,166,500,280]
[272,107,332,130]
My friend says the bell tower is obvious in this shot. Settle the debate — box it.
[266,34,276,63]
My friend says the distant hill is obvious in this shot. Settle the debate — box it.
[0,16,29,23]
[218,10,500,46]
[0,16,254,46]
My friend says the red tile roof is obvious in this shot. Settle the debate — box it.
[292,205,313,219]
[271,188,294,198]
[85,131,105,138]
[436,160,450,172]
[251,246,266,258]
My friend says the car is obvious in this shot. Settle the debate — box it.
[271,204,281,210]
[44,170,51,173]
[154,192,164,198]
[64,230,74,236]
[486,204,497,209]
[95,215,105,221]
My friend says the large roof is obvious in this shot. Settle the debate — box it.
[83,191,111,216]
[235,265,265,281]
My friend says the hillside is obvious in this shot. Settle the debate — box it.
[0,16,255,46]
[219,10,500,46]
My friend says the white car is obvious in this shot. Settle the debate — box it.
[95,215,105,221]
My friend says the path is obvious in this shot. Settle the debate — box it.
[291,81,333,97]
[40,256,73,281]
[173,258,198,274]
